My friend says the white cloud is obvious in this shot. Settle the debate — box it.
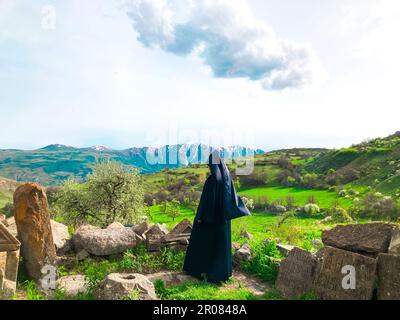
[127,0,323,91]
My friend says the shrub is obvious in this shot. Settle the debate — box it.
[327,206,352,223]
[269,203,287,213]
[253,195,269,211]
[307,194,318,205]
[304,203,320,215]
[240,172,268,187]
[241,197,254,211]
[285,196,296,210]
[301,173,320,189]
[159,247,185,271]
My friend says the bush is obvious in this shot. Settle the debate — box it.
[327,206,352,223]
[304,203,320,215]
[301,173,320,189]
[285,196,296,210]
[269,203,287,213]
[253,195,269,211]
[239,172,268,187]
[54,161,145,227]
[241,197,254,211]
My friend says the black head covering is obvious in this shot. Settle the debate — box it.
[208,150,251,221]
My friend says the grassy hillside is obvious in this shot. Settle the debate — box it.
[305,132,400,194]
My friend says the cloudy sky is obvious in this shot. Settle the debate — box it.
[0,0,399,150]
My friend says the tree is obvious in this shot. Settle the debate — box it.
[87,161,145,226]
[165,200,181,221]
[55,161,145,227]
[53,179,93,224]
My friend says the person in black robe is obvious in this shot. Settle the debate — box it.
[183,151,251,283]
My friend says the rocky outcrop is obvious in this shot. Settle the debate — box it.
[276,247,318,298]
[322,223,399,257]
[13,183,56,281]
[94,273,157,300]
[72,224,141,256]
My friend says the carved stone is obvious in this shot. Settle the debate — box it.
[314,247,377,300]
[276,247,318,298]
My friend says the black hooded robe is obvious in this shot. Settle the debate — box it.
[183,153,251,283]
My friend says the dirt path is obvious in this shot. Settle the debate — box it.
[222,271,272,296]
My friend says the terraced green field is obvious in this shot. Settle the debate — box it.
[239,186,352,209]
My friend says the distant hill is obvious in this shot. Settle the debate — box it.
[0,144,264,186]
[305,131,400,193]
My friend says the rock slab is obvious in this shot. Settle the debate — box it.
[314,247,377,300]
[51,220,71,255]
[72,224,140,256]
[322,223,398,256]
[13,183,56,281]
[57,275,89,296]
[377,253,400,300]
[276,247,317,298]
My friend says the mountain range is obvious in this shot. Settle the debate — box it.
[0,144,264,185]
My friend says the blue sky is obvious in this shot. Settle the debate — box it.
[0,0,399,150]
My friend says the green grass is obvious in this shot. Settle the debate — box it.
[231,212,328,249]
[155,280,259,300]
[149,205,196,229]
[239,186,352,209]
